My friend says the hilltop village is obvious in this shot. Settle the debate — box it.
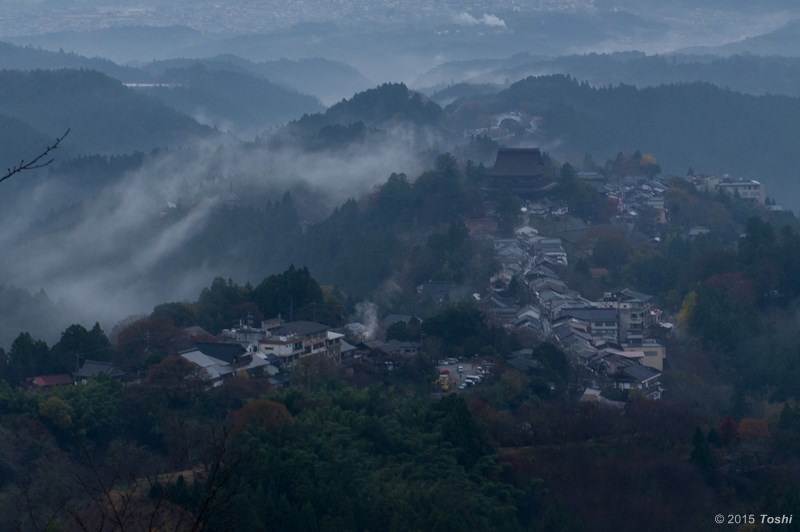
[23,147,774,407]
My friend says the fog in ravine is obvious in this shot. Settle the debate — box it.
[0,128,437,345]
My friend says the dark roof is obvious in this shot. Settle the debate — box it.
[270,320,329,337]
[507,356,542,372]
[194,342,246,364]
[491,148,545,177]
[73,360,123,379]
[618,363,660,383]
[618,288,653,302]
[262,352,281,365]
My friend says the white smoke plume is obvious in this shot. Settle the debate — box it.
[352,301,379,341]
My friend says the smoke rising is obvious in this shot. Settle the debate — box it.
[352,301,379,341]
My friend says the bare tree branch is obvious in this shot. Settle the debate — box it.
[0,128,70,185]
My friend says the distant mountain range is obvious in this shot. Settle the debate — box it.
[141,55,373,106]
[140,64,325,136]
[0,39,372,113]
[0,41,152,82]
[416,52,800,98]
[681,20,800,57]
[7,25,207,64]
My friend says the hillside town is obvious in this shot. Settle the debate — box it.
[27,147,778,412]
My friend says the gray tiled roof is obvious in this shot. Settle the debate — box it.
[270,321,329,337]
[491,148,545,177]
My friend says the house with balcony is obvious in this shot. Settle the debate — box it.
[717,177,765,205]
[595,288,654,341]
[258,321,338,369]
[557,307,619,340]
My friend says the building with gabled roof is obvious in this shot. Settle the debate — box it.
[258,321,338,369]
[73,360,124,383]
[484,148,556,196]
[192,342,247,364]
[180,349,235,387]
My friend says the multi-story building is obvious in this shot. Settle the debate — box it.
[595,288,654,342]
[259,321,340,369]
[717,177,765,205]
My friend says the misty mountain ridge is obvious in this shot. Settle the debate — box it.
[0,69,214,159]
[0,41,153,83]
[275,82,447,150]
[140,55,373,106]
[139,63,325,137]
[7,25,208,64]
[417,51,800,98]
[681,19,800,57]
[446,74,800,209]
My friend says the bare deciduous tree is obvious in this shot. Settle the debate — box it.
[0,128,70,185]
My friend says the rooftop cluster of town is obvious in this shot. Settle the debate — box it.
[27,147,777,405]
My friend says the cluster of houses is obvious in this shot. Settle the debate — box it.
[187,319,349,386]
[37,148,761,400]
[465,149,670,400]
[577,171,669,227]
[29,360,125,389]
[583,170,773,232]
[690,174,766,206]
[480,222,667,399]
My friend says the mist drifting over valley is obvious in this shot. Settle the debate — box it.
[0,124,437,344]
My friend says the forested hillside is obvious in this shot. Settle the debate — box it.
[418,52,800,98]
[447,75,800,208]
[142,64,324,135]
[0,41,151,82]
[0,69,213,158]
[141,55,372,105]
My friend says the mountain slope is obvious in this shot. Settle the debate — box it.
[447,75,800,208]
[0,41,151,83]
[418,52,800,98]
[0,69,213,155]
[142,55,373,106]
[141,64,324,135]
